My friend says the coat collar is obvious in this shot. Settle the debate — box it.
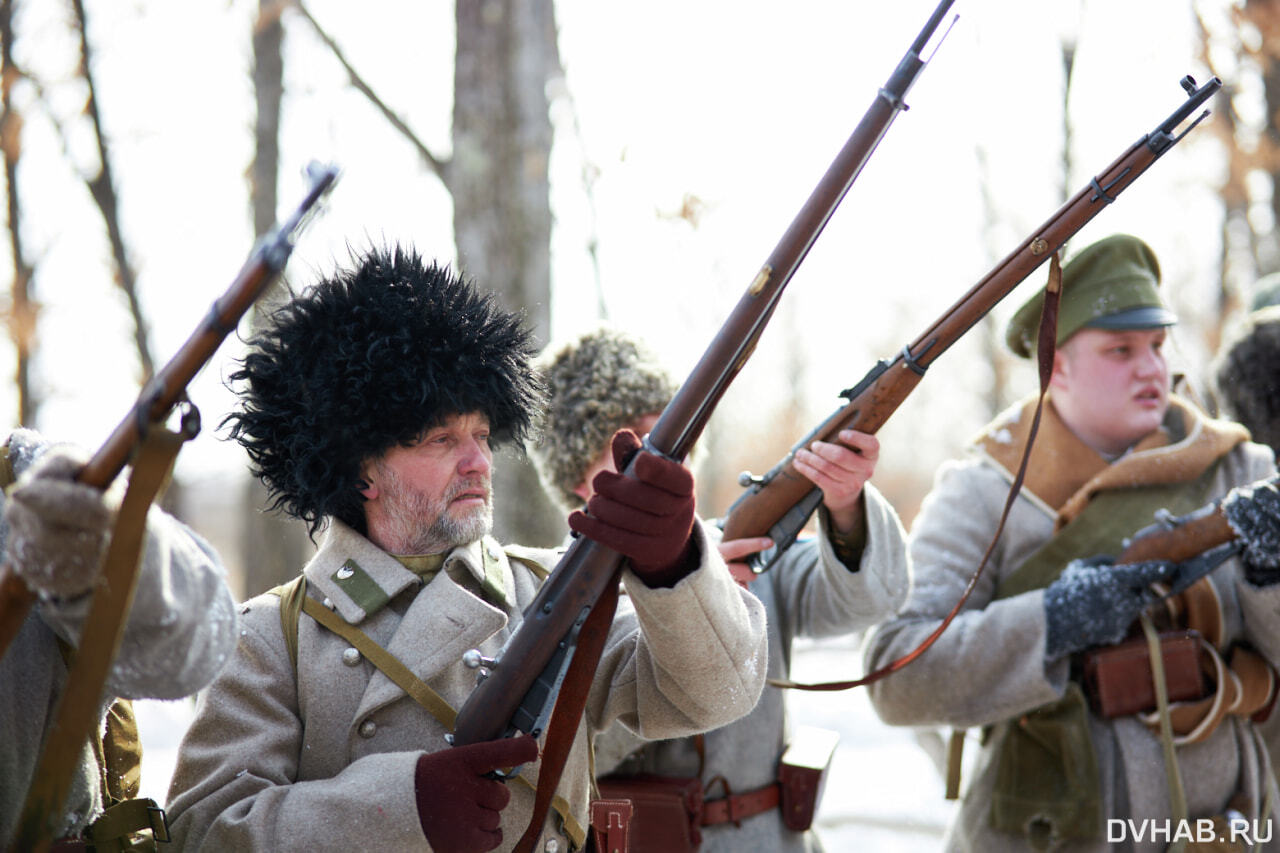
[974,393,1248,528]
[304,521,517,624]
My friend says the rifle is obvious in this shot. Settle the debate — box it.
[451,0,956,765]
[0,161,339,660]
[721,75,1223,571]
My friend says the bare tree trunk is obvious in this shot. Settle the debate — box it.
[1,0,36,425]
[451,0,564,547]
[239,0,314,596]
[69,0,153,382]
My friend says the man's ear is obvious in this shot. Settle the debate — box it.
[571,480,590,503]
[357,464,378,501]
[1049,348,1071,392]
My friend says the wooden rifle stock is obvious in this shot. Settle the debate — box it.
[0,162,339,662]
[721,75,1223,561]
[451,0,957,749]
[1117,502,1238,566]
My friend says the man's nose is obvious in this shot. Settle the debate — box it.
[459,439,491,475]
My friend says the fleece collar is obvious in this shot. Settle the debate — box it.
[975,393,1248,529]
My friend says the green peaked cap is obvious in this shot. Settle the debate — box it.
[1005,233,1177,358]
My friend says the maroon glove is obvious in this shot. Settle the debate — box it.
[414,735,539,852]
[568,429,698,587]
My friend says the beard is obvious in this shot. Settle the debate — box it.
[378,467,493,555]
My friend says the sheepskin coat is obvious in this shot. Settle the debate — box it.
[0,429,237,846]
[164,518,767,852]
[865,399,1280,853]
[594,483,911,852]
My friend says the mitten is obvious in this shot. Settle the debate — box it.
[568,429,697,587]
[1042,556,1177,659]
[415,735,539,853]
[1222,479,1280,584]
[4,445,114,599]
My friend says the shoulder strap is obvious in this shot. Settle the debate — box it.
[505,549,551,580]
[273,579,585,847]
[267,574,309,671]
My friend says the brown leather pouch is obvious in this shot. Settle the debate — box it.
[589,798,634,853]
[1082,629,1207,718]
[778,725,840,832]
[594,774,703,853]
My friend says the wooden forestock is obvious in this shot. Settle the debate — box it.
[721,75,1223,548]
[0,163,338,661]
[1118,509,1237,565]
[451,0,957,749]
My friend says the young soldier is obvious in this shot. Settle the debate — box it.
[1,429,237,848]
[163,247,767,853]
[531,326,910,852]
[865,234,1280,852]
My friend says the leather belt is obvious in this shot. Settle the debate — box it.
[701,782,781,825]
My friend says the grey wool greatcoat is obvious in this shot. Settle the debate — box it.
[0,428,238,846]
[164,518,768,852]
[593,482,911,853]
[865,399,1280,853]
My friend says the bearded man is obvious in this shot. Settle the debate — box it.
[163,246,768,853]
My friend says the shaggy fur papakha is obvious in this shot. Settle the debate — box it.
[1215,305,1280,454]
[224,245,544,536]
[531,326,678,512]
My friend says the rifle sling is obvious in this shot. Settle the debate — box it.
[515,570,620,853]
[767,252,1065,693]
[15,419,190,853]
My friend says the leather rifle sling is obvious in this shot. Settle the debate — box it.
[14,417,195,853]
[514,571,621,853]
[766,253,1064,693]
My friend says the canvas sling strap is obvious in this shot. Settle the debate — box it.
[12,417,192,853]
[268,572,587,850]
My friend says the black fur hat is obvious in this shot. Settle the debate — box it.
[1214,306,1280,454]
[224,245,545,535]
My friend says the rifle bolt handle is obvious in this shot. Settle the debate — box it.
[738,471,764,487]
[462,649,496,670]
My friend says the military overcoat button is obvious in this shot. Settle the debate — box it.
[342,647,361,666]
[543,840,559,853]
[358,719,377,738]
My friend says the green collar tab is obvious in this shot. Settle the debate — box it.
[330,558,390,614]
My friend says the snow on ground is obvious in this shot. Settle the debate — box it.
[135,634,961,850]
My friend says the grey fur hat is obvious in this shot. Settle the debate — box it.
[530,326,678,512]
[1214,305,1280,454]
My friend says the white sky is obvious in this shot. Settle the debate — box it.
[1,0,1251,509]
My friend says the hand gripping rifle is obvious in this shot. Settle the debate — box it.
[721,75,1223,573]
[3,162,338,852]
[0,162,339,662]
[451,5,955,842]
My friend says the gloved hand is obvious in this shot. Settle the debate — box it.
[568,429,697,588]
[414,735,539,853]
[1042,556,1178,660]
[3,445,114,599]
[1222,479,1280,584]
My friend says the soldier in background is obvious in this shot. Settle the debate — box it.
[532,325,911,852]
